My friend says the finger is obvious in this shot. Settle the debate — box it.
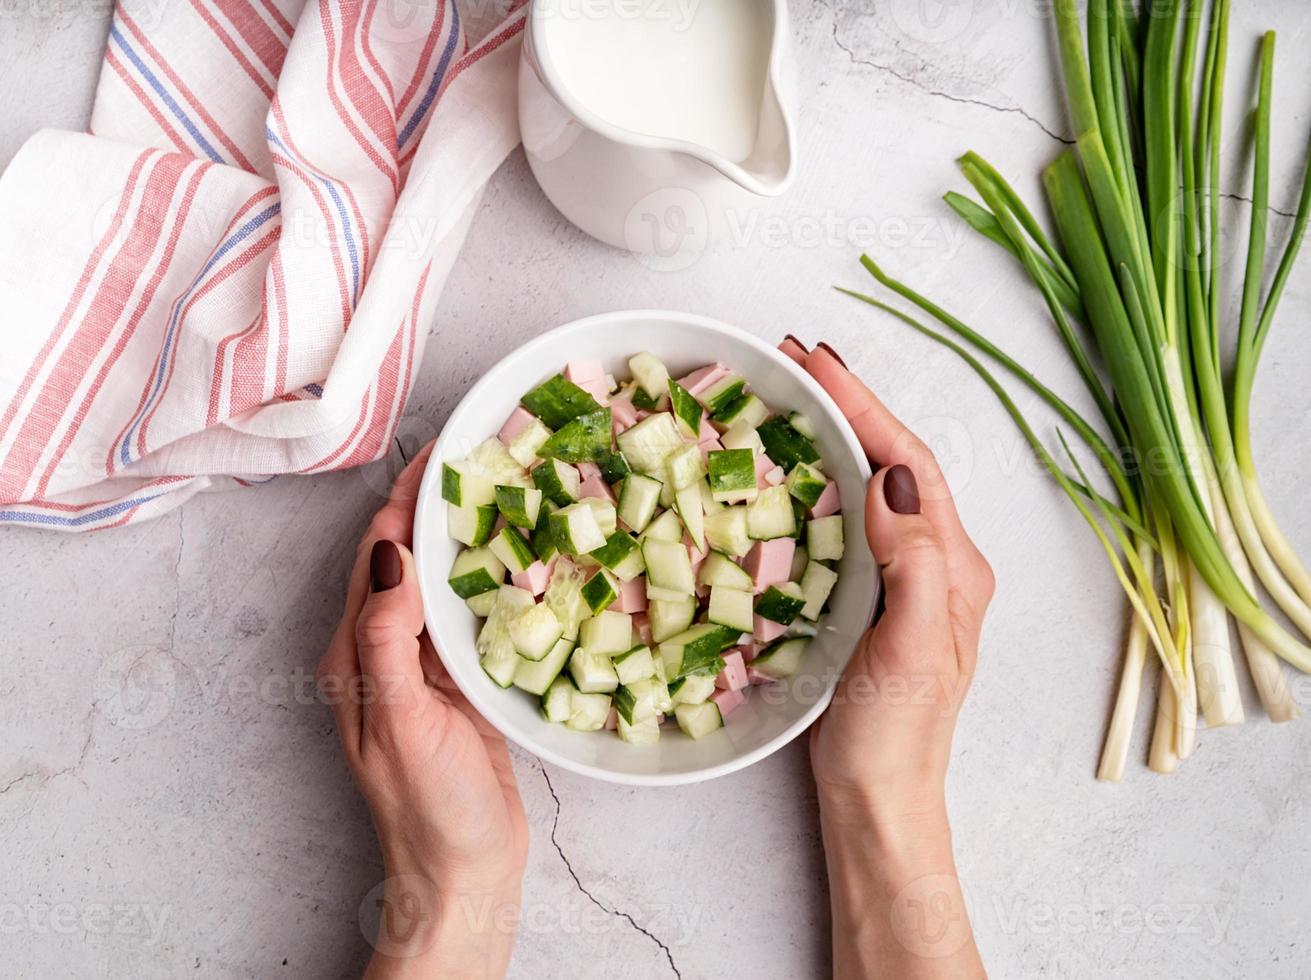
[340,441,436,637]
[804,346,967,542]
[354,540,429,733]
[862,468,953,672]
[779,335,809,366]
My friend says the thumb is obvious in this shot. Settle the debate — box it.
[863,465,952,671]
[355,539,428,717]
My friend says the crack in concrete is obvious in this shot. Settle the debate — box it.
[538,764,682,978]
[1218,190,1296,219]
[0,701,99,795]
[824,5,1073,146]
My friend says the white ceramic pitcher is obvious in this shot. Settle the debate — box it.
[518,0,797,260]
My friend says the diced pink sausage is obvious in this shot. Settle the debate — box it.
[738,643,761,663]
[753,615,788,644]
[605,707,618,730]
[747,667,778,685]
[711,687,744,717]
[632,612,652,646]
[498,406,538,445]
[565,360,605,384]
[754,452,777,488]
[715,651,749,691]
[577,462,602,481]
[609,576,648,613]
[683,534,708,565]
[763,465,785,486]
[697,413,717,442]
[678,363,728,397]
[809,479,841,518]
[610,393,639,432]
[578,473,617,504]
[577,377,611,405]
[744,538,795,594]
[511,560,552,596]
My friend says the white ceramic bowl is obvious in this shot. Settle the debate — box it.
[413,310,879,786]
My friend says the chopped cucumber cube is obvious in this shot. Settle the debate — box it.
[648,597,697,643]
[618,472,662,533]
[569,649,619,694]
[719,419,764,455]
[698,551,754,590]
[799,561,839,621]
[531,458,580,505]
[541,675,573,722]
[550,502,607,554]
[699,479,725,514]
[752,637,809,679]
[669,672,717,706]
[696,374,745,414]
[489,527,536,575]
[566,690,613,731]
[617,413,683,473]
[807,515,845,561]
[787,411,817,439]
[640,508,684,543]
[675,701,723,739]
[495,484,543,529]
[755,582,806,625]
[642,538,696,596]
[613,645,657,685]
[538,409,612,463]
[790,544,810,581]
[665,443,705,491]
[785,461,827,509]
[448,547,506,599]
[756,416,820,469]
[508,603,565,661]
[712,393,769,430]
[442,460,495,507]
[659,624,736,679]
[581,567,621,614]
[708,585,755,633]
[449,502,498,547]
[617,714,660,744]
[516,637,575,695]
[532,501,560,562]
[590,530,645,581]
[477,586,536,684]
[470,438,529,487]
[466,589,499,617]
[581,610,632,655]
[667,379,703,438]
[506,417,553,467]
[543,558,590,639]
[707,448,759,503]
[747,485,797,540]
[628,352,671,403]
[704,506,751,557]
[584,497,618,537]
[672,482,706,552]
[597,450,631,483]
[616,677,668,724]
[521,374,601,429]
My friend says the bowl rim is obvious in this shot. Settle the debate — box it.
[413,309,877,786]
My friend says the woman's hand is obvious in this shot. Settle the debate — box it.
[781,337,992,978]
[318,443,528,979]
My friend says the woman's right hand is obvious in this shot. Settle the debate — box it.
[781,337,992,978]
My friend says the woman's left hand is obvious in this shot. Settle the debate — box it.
[318,443,528,979]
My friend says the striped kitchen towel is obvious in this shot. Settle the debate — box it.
[0,0,526,531]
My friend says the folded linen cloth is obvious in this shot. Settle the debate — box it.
[0,0,526,530]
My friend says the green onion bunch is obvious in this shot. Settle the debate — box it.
[845,0,1311,778]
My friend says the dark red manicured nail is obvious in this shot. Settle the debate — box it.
[783,334,809,353]
[371,539,402,592]
[816,342,847,368]
[883,465,920,515]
